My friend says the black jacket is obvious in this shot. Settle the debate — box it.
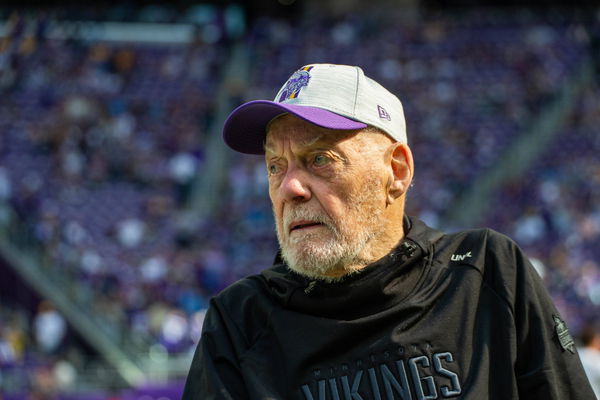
[183,216,596,399]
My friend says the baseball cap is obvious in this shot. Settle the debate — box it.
[223,63,407,154]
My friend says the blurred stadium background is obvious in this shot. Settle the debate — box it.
[0,0,598,398]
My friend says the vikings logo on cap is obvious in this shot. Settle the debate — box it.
[278,65,314,102]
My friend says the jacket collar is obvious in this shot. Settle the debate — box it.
[262,215,445,318]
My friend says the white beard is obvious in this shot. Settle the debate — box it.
[274,179,385,280]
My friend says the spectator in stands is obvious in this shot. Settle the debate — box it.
[33,301,66,355]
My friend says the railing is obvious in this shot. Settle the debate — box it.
[0,201,148,386]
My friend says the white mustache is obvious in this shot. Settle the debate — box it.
[282,206,336,234]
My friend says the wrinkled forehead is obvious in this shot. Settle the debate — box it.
[264,114,359,154]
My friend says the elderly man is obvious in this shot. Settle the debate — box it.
[183,64,595,399]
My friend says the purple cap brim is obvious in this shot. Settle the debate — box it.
[223,100,367,154]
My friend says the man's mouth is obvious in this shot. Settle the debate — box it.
[289,221,324,233]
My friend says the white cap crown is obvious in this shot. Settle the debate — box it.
[274,64,407,143]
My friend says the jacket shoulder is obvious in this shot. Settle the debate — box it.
[436,227,533,309]
[213,271,275,314]
[435,227,518,271]
[209,271,280,346]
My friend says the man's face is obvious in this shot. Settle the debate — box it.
[265,114,393,280]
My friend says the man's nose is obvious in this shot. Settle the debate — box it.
[280,168,311,202]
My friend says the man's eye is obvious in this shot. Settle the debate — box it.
[313,154,330,166]
[268,164,280,175]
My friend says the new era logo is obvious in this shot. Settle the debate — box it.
[377,105,391,121]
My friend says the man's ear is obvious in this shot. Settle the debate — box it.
[385,143,414,205]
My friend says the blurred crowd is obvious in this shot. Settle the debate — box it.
[0,9,230,396]
[0,302,91,398]
[0,5,599,397]
[485,84,600,333]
